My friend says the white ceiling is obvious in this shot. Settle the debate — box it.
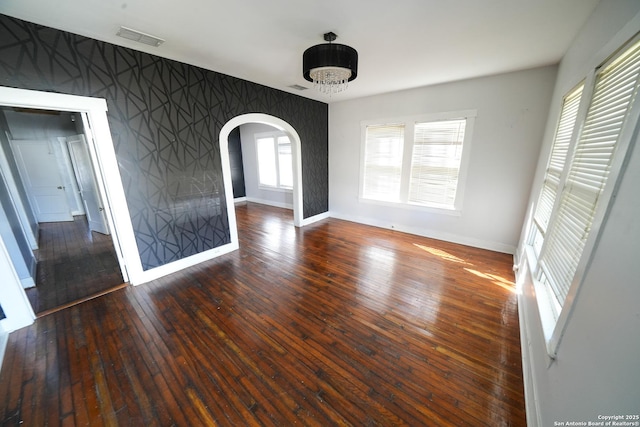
[0,0,600,103]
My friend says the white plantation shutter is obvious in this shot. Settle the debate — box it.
[409,119,466,208]
[539,38,640,306]
[533,84,584,235]
[363,124,404,202]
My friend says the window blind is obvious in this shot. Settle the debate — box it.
[539,39,640,305]
[277,136,293,189]
[363,124,404,202]
[533,84,584,235]
[409,119,466,208]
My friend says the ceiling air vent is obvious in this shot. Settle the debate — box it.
[288,84,308,91]
[116,26,165,47]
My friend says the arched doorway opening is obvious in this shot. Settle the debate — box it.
[219,114,303,246]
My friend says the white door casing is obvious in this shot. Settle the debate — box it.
[67,134,110,235]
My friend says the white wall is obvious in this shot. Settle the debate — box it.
[239,122,293,209]
[329,66,557,254]
[0,187,35,286]
[0,236,35,333]
[516,1,640,425]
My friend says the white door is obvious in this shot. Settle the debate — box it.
[67,135,110,235]
[11,140,73,223]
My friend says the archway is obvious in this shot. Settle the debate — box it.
[219,113,304,246]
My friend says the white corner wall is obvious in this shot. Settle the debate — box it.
[329,66,557,254]
[516,1,640,425]
[0,236,35,333]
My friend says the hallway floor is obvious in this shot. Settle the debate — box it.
[25,215,124,315]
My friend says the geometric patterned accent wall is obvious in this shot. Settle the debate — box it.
[0,14,328,270]
[227,127,246,199]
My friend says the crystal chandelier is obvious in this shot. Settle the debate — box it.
[303,32,358,95]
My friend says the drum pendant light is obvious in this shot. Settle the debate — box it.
[303,32,358,95]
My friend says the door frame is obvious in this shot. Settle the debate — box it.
[0,86,139,331]
[65,134,110,235]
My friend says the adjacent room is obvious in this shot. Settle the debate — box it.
[0,0,638,425]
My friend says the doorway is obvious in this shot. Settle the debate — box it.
[219,113,304,247]
[232,123,296,212]
[0,107,125,315]
[0,87,140,330]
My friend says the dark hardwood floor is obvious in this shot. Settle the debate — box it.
[25,215,125,315]
[1,203,526,426]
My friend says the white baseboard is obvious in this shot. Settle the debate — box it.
[516,259,543,427]
[245,197,293,210]
[518,290,540,427]
[130,241,239,286]
[20,276,35,289]
[0,323,8,373]
[301,211,330,226]
[234,197,247,204]
[329,212,516,254]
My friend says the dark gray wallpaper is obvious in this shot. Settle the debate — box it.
[0,14,328,270]
[228,127,246,199]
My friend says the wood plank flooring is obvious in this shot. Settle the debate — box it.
[0,203,526,426]
[25,216,124,315]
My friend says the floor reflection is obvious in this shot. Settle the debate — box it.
[145,202,526,424]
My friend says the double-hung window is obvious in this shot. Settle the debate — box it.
[255,132,293,190]
[528,35,640,354]
[530,83,585,258]
[360,112,475,212]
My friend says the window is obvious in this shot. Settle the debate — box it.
[409,119,466,208]
[362,124,404,202]
[361,112,475,211]
[530,83,585,258]
[528,36,640,351]
[255,132,293,190]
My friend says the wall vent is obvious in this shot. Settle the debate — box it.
[116,26,165,47]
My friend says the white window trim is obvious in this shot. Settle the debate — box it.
[526,35,640,358]
[358,110,476,215]
[258,186,292,194]
[254,130,293,192]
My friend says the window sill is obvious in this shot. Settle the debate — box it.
[258,186,293,194]
[358,197,462,217]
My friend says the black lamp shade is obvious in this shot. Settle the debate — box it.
[303,43,358,82]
